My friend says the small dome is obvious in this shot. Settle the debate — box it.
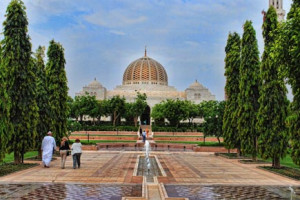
[122,50,168,86]
[88,78,103,88]
[189,80,204,89]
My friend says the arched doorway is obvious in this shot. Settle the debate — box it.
[140,105,151,125]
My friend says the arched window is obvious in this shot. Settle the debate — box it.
[194,93,201,99]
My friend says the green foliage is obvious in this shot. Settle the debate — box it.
[237,21,260,160]
[107,95,126,126]
[67,120,82,134]
[151,103,165,123]
[201,100,225,143]
[0,35,11,163]
[151,99,189,127]
[78,125,138,132]
[2,0,39,164]
[0,163,38,177]
[34,46,51,156]
[89,100,103,122]
[284,2,300,166]
[152,125,200,132]
[257,6,289,168]
[46,40,69,142]
[223,32,241,150]
[71,94,98,122]
[2,151,38,163]
[182,100,201,123]
[123,92,147,126]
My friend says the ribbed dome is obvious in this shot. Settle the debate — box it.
[122,52,168,86]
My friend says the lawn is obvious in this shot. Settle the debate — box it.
[155,141,224,146]
[70,140,137,145]
[269,155,300,169]
[71,134,137,137]
[2,151,38,163]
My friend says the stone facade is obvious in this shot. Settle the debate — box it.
[269,0,285,22]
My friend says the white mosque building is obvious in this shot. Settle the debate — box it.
[76,50,215,124]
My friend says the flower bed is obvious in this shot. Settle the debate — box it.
[0,163,38,177]
[259,166,300,181]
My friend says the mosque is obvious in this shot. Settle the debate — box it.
[76,49,215,124]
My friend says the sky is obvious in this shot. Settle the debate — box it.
[0,0,293,100]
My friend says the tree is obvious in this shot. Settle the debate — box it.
[161,99,187,127]
[108,95,126,126]
[34,46,51,159]
[0,37,11,162]
[183,100,200,124]
[257,6,289,168]
[124,102,135,123]
[151,103,165,125]
[90,100,103,124]
[2,0,39,164]
[46,40,69,142]
[222,32,242,154]
[282,1,300,166]
[201,101,224,144]
[237,21,260,161]
[132,92,147,127]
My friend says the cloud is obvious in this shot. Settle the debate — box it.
[0,0,294,100]
[84,9,147,28]
[109,30,126,36]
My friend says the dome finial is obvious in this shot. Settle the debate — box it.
[144,45,147,57]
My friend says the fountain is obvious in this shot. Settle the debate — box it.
[145,141,151,172]
[289,186,296,200]
[137,140,163,182]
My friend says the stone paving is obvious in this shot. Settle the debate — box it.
[0,183,142,200]
[0,151,300,199]
[164,185,300,200]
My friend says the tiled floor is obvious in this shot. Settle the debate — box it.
[0,151,299,199]
[0,183,142,200]
[164,185,300,200]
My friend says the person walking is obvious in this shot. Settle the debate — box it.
[142,130,146,143]
[41,131,56,168]
[59,137,70,169]
[71,139,82,169]
[139,127,142,137]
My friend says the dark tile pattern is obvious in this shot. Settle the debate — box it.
[0,183,142,200]
[165,185,300,200]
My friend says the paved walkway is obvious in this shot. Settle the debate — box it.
[1,151,299,185]
[0,151,299,199]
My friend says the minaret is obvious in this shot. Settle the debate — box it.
[269,0,285,21]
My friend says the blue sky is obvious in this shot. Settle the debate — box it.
[0,0,293,100]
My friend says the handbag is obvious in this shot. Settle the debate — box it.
[67,150,70,156]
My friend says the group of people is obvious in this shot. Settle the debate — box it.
[41,131,82,169]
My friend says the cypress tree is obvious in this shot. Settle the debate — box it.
[284,0,300,166]
[0,41,11,162]
[223,32,241,154]
[46,40,69,141]
[2,0,38,164]
[257,6,288,168]
[34,46,51,159]
[237,21,260,161]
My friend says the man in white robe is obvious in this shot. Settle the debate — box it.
[41,131,56,168]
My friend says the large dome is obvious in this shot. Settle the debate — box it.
[122,52,168,86]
